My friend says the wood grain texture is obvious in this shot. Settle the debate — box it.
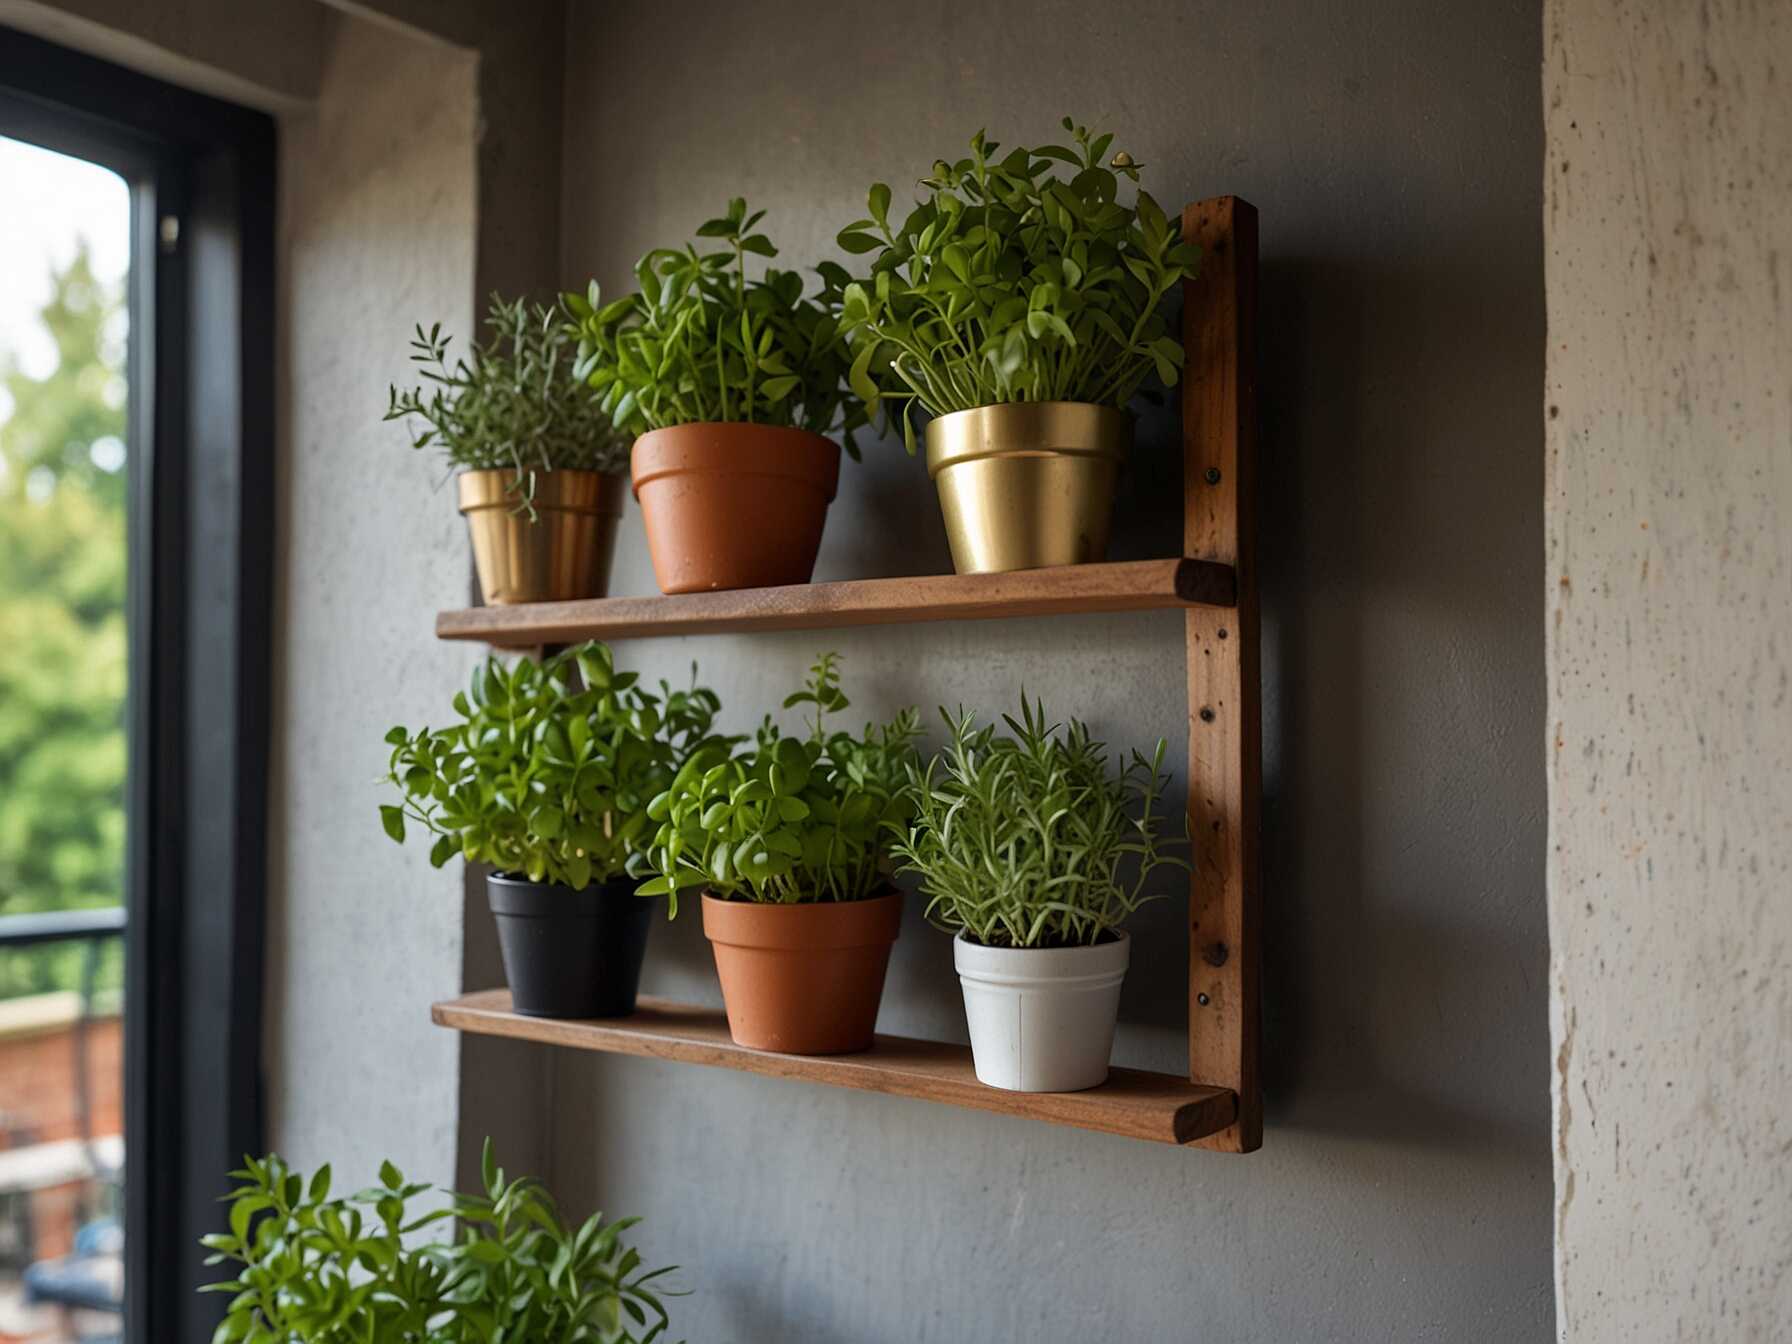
[433,990,1238,1147]
[1182,197,1263,1153]
[436,558,1236,645]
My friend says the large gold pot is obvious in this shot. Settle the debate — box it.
[924,402,1130,574]
[457,469,625,605]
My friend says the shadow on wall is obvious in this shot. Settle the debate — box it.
[571,250,1542,1172]
[1254,250,1545,1160]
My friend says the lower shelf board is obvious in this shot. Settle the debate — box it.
[433,989,1238,1147]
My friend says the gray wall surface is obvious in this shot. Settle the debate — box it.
[522,2,1555,1340]
[267,10,480,1184]
[1544,2,1792,1338]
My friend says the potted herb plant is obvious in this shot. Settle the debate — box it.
[201,1141,681,1342]
[381,641,721,1019]
[636,654,918,1054]
[830,119,1202,574]
[566,199,868,594]
[387,294,631,605]
[892,698,1183,1092]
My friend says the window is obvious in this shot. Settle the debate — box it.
[0,26,274,1343]
[0,131,130,1342]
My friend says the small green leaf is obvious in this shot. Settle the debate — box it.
[429,834,458,869]
[848,342,880,405]
[564,852,592,890]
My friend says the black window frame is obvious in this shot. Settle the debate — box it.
[0,26,274,1343]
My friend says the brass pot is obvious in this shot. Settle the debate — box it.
[924,402,1130,574]
[457,469,625,605]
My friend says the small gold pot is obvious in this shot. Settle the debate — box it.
[457,469,625,605]
[924,402,1130,575]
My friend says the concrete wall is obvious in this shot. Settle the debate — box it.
[538,2,1553,1339]
[1544,3,1792,1339]
[264,10,479,1182]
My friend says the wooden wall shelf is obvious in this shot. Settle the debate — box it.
[431,195,1262,1154]
[435,990,1238,1147]
[437,557,1236,647]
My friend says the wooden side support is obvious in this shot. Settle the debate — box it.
[1182,197,1262,1153]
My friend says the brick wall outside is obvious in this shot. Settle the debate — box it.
[0,1002,122,1261]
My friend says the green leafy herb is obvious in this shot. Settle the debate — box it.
[200,1140,680,1343]
[827,118,1202,453]
[892,697,1184,947]
[386,294,631,513]
[566,199,870,457]
[635,653,919,911]
[381,642,724,891]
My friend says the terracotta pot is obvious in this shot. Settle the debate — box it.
[631,423,840,593]
[701,890,902,1054]
[458,469,625,605]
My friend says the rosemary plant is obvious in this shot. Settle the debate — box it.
[892,698,1184,948]
[385,294,630,513]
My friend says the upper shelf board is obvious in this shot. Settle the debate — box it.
[438,557,1236,646]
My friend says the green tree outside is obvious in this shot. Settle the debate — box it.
[0,241,128,999]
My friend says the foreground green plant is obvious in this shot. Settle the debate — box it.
[566,199,870,454]
[381,642,722,890]
[201,1140,678,1343]
[386,294,630,513]
[636,653,919,910]
[892,698,1183,947]
[828,118,1202,452]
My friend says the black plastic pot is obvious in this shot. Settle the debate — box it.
[486,873,653,1018]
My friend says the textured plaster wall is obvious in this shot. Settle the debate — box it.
[535,2,1554,1340]
[1544,2,1792,1339]
[265,11,480,1183]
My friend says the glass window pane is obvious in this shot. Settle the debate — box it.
[0,133,129,1343]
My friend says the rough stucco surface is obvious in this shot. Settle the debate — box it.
[1544,3,1792,1339]
[266,12,480,1185]
[531,2,1553,1339]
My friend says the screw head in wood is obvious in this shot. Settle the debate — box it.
[1197,993,1211,1006]
[1204,467,1222,485]
[1199,706,1216,723]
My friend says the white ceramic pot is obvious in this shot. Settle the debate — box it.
[953,931,1130,1092]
